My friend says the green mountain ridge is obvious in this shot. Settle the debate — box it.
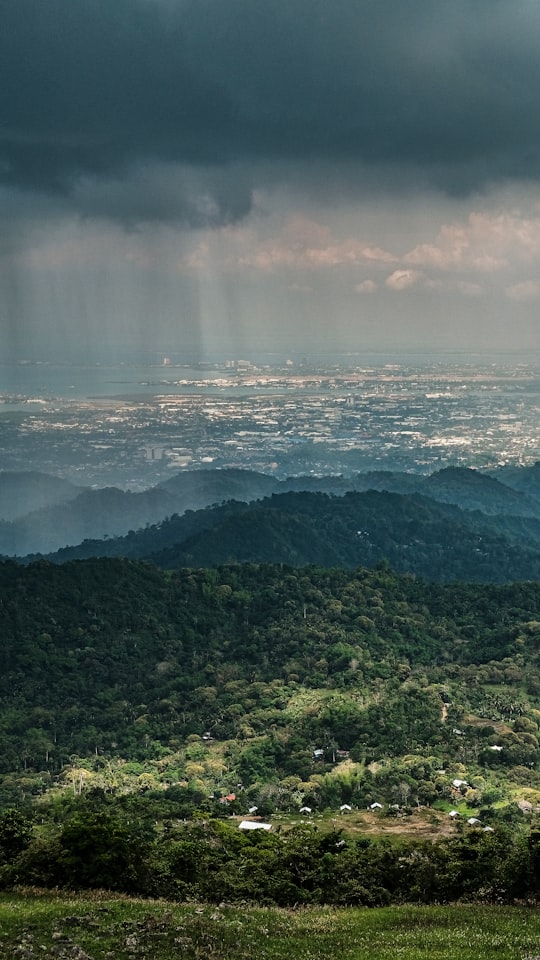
[3,463,540,557]
[38,488,540,584]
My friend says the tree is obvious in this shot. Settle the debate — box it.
[0,809,33,862]
[57,809,152,892]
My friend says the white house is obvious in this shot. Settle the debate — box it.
[238,821,272,831]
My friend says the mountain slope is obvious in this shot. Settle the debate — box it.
[345,466,540,517]
[146,490,540,582]
[41,489,540,583]
[493,461,540,501]
[0,471,83,521]
[5,464,540,559]
[0,469,280,556]
[0,558,539,791]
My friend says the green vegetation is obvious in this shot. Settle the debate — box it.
[1,558,540,811]
[0,894,539,960]
[0,557,539,907]
[41,488,540,582]
[7,463,540,572]
[1,801,539,905]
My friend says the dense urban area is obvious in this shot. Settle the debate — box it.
[1,357,540,488]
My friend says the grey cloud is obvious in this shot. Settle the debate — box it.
[2,0,540,223]
[72,163,254,228]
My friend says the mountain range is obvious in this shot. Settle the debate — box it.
[2,462,540,582]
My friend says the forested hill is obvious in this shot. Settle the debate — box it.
[0,471,82,522]
[43,489,540,583]
[4,462,540,557]
[1,557,540,792]
[0,469,278,557]
[1,560,540,904]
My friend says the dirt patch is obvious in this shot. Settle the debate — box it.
[336,810,458,840]
[272,809,458,842]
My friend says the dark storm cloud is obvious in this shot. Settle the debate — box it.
[71,163,255,229]
[2,0,540,222]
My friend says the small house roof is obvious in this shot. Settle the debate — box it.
[239,821,272,831]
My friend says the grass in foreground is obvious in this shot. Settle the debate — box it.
[0,893,539,960]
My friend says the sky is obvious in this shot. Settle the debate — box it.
[2,0,540,362]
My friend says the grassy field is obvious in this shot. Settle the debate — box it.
[0,892,539,959]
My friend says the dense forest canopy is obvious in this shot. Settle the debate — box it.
[0,556,539,903]
[24,482,540,585]
[0,558,539,798]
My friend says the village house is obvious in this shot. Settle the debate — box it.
[238,821,272,832]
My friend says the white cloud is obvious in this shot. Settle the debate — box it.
[385,269,425,291]
[403,209,540,274]
[355,279,377,293]
[455,280,483,297]
[505,280,540,301]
